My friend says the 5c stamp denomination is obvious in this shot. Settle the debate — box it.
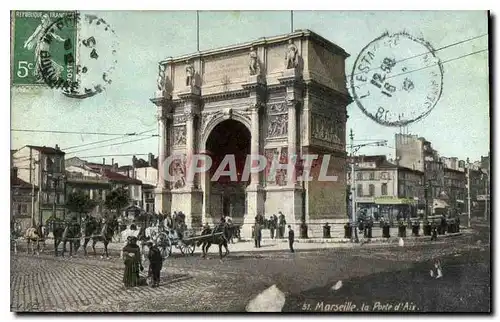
[350,32,444,127]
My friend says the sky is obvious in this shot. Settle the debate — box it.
[10,10,489,166]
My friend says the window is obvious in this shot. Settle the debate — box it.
[369,184,375,196]
[356,172,363,180]
[356,184,363,197]
[381,183,388,196]
[369,172,375,180]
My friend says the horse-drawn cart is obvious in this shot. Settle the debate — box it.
[156,228,225,258]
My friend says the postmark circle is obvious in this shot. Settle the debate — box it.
[350,32,444,127]
[38,12,118,99]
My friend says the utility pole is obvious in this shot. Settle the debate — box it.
[30,160,36,226]
[466,157,471,228]
[348,130,387,243]
[349,129,358,243]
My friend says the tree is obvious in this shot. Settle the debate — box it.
[104,187,130,217]
[66,191,98,220]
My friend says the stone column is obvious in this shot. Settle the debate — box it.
[250,105,260,188]
[185,111,195,189]
[278,71,304,235]
[150,96,172,215]
[244,103,265,239]
[287,100,298,187]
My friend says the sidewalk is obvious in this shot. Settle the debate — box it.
[102,231,468,254]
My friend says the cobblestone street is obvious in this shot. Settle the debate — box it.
[10,226,490,312]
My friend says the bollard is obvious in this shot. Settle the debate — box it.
[382,223,390,238]
[344,223,352,239]
[323,224,331,239]
[412,222,420,237]
[423,222,432,236]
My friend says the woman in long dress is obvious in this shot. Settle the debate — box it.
[122,236,143,288]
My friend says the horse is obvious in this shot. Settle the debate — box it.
[60,221,81,257]
[23,224,47,255]
[197,223,232,261]
[81,218,116,258]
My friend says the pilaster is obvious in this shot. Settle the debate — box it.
[241,75,267,238]
[172,85,203,228]
[150,91,173,215]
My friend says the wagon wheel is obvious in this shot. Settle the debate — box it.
[185,243,195,255]
[158,233,172,259]
[178,241,186,255]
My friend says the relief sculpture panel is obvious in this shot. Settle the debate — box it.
[264,148,277,185]
[169,155,186,189]
[311,114,342,144]
[267,102,288,138]
[174,114,186,125]
[275,147,288,186]
[267,114,288,138]
[173,126,186,146]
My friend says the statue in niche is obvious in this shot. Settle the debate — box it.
[285,39,299,69]
[185,60,195,87]
[249,46,260,76]
[157,63,166,92]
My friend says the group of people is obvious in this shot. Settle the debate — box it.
[122,235,164,288]
[252,212,295,253]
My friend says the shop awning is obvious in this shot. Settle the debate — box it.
[374,197,417,205]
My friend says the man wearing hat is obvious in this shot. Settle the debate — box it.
[146,241,163,288]
[122,236,143,288]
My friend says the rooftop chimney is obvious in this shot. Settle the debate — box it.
[111,158,114,167]
[102,158,105,165]
[148,153,154,166]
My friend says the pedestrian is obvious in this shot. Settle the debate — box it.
[146,241,163,288]
[254,222,262,248]
[122,236,144,288]
[269,215,276,239]
[288,225,295,253]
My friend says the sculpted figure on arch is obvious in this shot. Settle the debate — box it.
[249,46,260,76]
[285,39,299,69]
[185,60,195,87]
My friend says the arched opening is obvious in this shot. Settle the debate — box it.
[205,119,251,221]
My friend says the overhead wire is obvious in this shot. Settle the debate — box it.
[346,33,487,81]
[65,136,155,155]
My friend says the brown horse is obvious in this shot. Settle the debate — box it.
[23,225,47,255]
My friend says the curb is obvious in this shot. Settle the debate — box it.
[240,232,466,244]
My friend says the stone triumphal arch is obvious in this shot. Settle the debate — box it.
[150,30,352,237]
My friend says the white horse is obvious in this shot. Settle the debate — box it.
[24,225,47,255]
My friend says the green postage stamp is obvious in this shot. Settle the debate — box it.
[11,10,78,87]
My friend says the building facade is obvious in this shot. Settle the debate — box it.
[12,145,66,225]
[65,165,112,218]
[347,155,423,221]
[151,30,351,237]
[132,153,159,213]
[11,167,38,231]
